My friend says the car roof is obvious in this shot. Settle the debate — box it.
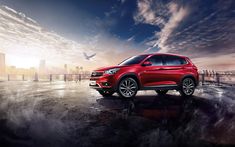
[139,53,188,58]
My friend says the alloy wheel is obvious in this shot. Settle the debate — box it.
[118,78,138,98]
[182,78,195,96]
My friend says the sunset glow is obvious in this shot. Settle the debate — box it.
[6,54,39,68]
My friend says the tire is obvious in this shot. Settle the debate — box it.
[179,77,195,97]
[98,90,114,97]
[155,90,168,95]
[117,77,138,98]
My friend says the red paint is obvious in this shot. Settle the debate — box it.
[90,53,199,94]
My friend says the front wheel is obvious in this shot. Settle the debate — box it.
[179,78,195,97]
[117,77,138,98]
[98,90,114,97]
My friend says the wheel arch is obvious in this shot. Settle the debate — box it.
[180,74,197,86]
[115,73,140,91]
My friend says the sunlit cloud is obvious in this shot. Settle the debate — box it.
[134,0,168,27]
[157,2,189,52]
[0,5,139,69]
[0,6,85,66]
[134,0,235,70]
[192,53,235,71]
[134,0,189,52]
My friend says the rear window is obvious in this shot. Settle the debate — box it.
[164,56,187,65]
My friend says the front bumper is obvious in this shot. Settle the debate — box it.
[89,74,115,90]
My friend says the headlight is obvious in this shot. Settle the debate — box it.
[104,68,120,75]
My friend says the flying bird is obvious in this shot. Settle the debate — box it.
[83,52,96,60]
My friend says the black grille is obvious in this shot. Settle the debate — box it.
[91,71,103,77]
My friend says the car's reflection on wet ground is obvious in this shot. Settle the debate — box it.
[0,81,234,147]
[96,94,235,146]
[97,95,188,121]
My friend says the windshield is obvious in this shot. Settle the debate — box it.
[119,55,148,66]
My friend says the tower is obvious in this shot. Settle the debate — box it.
[39,60,46,74]
[64,64,68,74]
[0,53,6,75]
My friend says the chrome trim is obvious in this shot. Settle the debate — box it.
[146,84,177,87]
[142,84,178,90]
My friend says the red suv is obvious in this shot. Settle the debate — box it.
[90,53,199,98]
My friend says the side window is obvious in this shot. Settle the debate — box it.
[164,56,187,66]
[147,55,163,66]
[180,58,187,64]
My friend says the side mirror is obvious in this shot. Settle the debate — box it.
[142,61,152,66]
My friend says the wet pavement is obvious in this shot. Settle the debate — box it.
[0,80,235,147]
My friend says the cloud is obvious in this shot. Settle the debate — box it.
[157,2,189,52]
[0,6,85,63]
[163,2,235,57]
[127,35,135,42]
[134,0,169,27]
[0,5,140,70]
[135,0,235,70]
[120,0,126,4]
[134,0,189,52]
[192,53,235,71]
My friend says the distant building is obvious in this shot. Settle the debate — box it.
[6,66,36,75]
[39,60,46,74]
[76,66,79,74]
[0,53,5,74]
[29,67,37,75]
[64,64,68,74]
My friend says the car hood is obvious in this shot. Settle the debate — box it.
[95,65,126,71]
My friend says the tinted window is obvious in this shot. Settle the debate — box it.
[164,56,187,65]
[119,55,148,66]
[147,55,163,66]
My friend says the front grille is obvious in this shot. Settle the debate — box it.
[91,71,103,77]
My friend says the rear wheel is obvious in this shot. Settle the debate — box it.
[155,90,168,95]
[98,89,114,97]
[179,78,195,97]
[117,77,138,98]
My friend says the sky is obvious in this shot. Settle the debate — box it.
[0,0,234,70]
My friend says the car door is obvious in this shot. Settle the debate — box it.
[139,55,166,87]
[161,55,187,85]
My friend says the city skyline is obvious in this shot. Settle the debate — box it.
[0,52,90,75]
[0,51,235,76]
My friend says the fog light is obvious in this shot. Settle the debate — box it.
[102,82,110,86]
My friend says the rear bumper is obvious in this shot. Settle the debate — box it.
[195,73,199,86]
[89,74,116,90]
